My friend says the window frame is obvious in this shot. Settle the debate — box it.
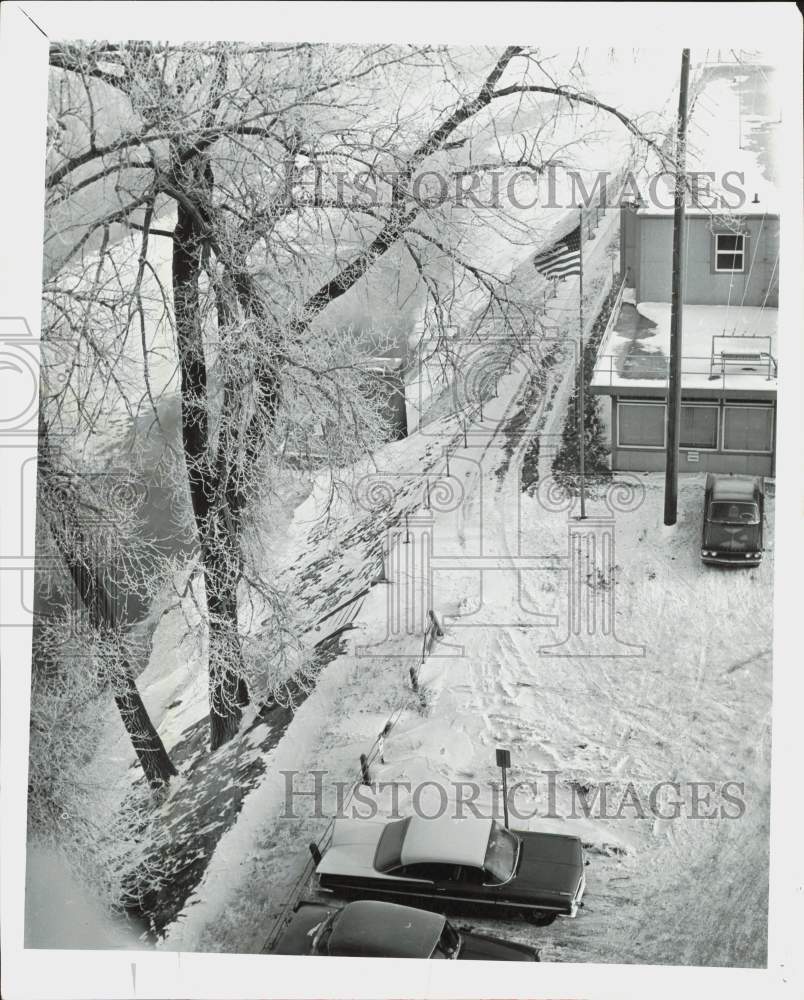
[721,403,774,454]
[616,399,667,450]
[679,402,720,451]
[387,861,444,883]
[712,232,747,274]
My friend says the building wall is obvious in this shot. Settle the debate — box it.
[605,394,775,477]
[620,204,641,292]
[611,447,773,477]
[625,212,779,307]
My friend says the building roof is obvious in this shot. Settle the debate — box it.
[638,61,780,216]
[400,815,492,869]
[591,296,777,396]
[329,901,444,958]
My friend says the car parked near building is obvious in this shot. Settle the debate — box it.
[701,474,765,566]
[270,898,539,960]
[315,814,586,925]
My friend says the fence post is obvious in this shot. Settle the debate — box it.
[374,544,391,584]
[428,609,445,638]
[409,664,419,692]
[379,721,392,764]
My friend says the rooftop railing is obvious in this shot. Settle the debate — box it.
[592,350,778,388]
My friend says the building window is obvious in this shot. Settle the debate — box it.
[617,401,666,448]
[722,405,774,453]
[680,404,719,449]
[714,233,745,273]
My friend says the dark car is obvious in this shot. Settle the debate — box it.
[701,474,765,566]
[315,814,585,925]
[270,898,538,960]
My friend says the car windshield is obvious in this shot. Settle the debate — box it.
[431,920,461,959]
[374,817,411,872]
[709,501,759,524]
[483,821,520,884]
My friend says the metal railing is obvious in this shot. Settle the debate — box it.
[592,352,778,388]
[598,276,627,347]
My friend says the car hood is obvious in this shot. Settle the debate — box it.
[516,832,583,896]
[459,931,538,962]
[703,521,760,551]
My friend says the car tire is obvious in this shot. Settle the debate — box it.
[523,910,557,927]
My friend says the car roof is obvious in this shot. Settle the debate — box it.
[329,901,445,958]
[399,815,493,869]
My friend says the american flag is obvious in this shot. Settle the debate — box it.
[532,224,582,280]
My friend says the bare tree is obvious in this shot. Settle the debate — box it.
[43,42,670,748]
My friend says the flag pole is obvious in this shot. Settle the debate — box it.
[578,206,586,519]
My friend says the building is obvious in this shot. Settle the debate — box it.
[590,60,780,477]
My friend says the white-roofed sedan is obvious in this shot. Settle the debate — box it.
[315,814,586,926]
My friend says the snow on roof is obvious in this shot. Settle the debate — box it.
[400,815,492,869]
[640,63,780,216]
[329,901,444,958]
[592,301,778,393]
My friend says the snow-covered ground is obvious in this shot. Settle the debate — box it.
[30,49,776,966]
[151,209,772,967]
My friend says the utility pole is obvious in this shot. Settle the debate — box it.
[664,48,690,526]
[578,206,586,520]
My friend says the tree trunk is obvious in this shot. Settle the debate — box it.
[114,671,178,788]
[172,183,249,752]
[37,421,177,790]
[204,542,249,751]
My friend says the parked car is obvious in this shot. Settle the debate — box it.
[271,898,539,960]
[701,474,765,566]
[315,814,585,925]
